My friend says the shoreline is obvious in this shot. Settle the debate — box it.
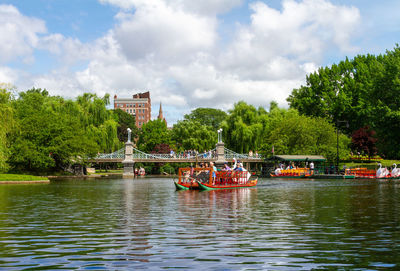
[0,173,178,183]
[0,180,50,184]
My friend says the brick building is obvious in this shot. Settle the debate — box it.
[114,91,151,128]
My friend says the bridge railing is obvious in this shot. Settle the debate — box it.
[96,148,125,159]
[224,148,263,160]
[95,147,261,160]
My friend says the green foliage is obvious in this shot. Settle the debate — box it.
[184,107,227,130]
[220,101,350,161]
[137,119,171,152]
[113,109,138,143]
[287,45,400,158]
[76,93,120,153]
[7,89,120,173]
[0,84,16,172]
[222,101,267,153]
[160,163,175,175]
[171,119,217,152]
[265,109,350,161]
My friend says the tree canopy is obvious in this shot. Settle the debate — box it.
[6,89,121,173]
[113,108,138,143]
[171,119,217,152]
[184,108,227,130]
[287,45,400,158]
[137,119,171,153]
[0,84,15,172]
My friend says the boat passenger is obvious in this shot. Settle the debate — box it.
[223,162,231,171]
[232,158,240,170]
[210,162,217,184]
[310,162,314,174]
[235,162,244,171]
[184,170,190,183]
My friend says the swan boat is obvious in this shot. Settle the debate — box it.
[174,167,258,191]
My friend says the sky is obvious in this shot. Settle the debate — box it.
[1,0,399,125]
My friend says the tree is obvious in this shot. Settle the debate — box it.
[171,119,217,152]
[8,89,99,172]
[184,108,227,130]
[75,93,120,153]
[113,109,138,143]
[221,101,266,153]
[137,119,171,152]
[8,89,119,172]
[265,109,350,161]
[0,84,16,172]
[287,45,400,158]
[351,126,378,158]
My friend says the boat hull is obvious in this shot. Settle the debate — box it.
[174,181,200,190]
[197,179,258,191]
[308,174,355,179]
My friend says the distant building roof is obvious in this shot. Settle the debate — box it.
[271,155,326,162]
[133,91,150,99]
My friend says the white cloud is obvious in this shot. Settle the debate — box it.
[3,0,362,125]
[0,66,18,83]
[100,0,243,15]
[0,5,46,64]
[113,0,217,63]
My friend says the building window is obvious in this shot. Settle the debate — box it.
[133,109,136,113]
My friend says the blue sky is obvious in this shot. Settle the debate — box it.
[0,0,399,125]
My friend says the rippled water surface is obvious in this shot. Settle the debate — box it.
[1,177,400,270]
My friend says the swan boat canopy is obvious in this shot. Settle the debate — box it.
[269,155,326,178]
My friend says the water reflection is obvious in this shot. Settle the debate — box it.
[0,177,399,269]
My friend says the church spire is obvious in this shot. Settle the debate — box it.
[158,102,163,120]
[158,102,167,126]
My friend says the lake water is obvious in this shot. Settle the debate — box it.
[0,177,399,270]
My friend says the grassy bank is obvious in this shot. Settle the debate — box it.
[0,174,49,182]
[343,160,400,169]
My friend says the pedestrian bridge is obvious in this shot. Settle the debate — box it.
[91,146,263,163]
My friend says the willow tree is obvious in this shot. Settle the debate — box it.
[75,93,120,152]
[7,89,122,172]
[221,101,267,153]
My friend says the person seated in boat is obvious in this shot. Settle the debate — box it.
[232,158,241,171]
[183,170,191,183]
[222,162,231,171]
[234,162,243,171]
[235,162,251,183]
